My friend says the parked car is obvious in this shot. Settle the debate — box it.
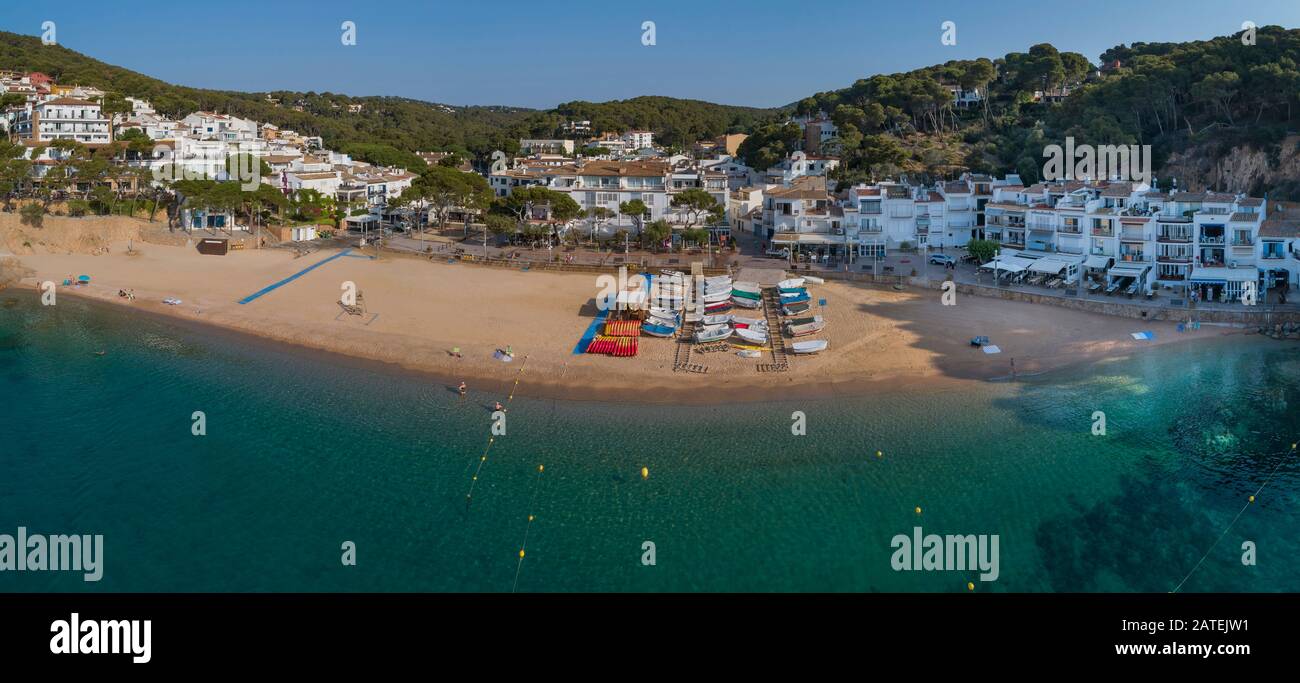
[764,248,791,259]
[928,253,956,266]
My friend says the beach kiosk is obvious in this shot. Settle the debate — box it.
[197,238,230,256]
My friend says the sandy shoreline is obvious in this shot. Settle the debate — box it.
[1,228,1243,404]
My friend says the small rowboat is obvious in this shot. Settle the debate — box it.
[731,316,765,327]
[703,289,732,303]
[736,349,763,358]
[779,288,808,298]
[777,278,805,290]
[781,302,811,316]
[731,281,762,295]
[646,315,678,329]
[649,307,680,320]
[642,323,677,338]
[734,327,767,344]
[731,289,762,301]
[785,315,824,327]
[731,296,762,309]
[780,292,810,305]
[803,275,825,285]
[660,269,685,278]
[704,300,733,313]
[790,339,828,354]
[702,314,733,326]
[695,324,732,343]
[785,320,826,337]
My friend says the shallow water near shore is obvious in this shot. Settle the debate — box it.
[2,291,1299,592]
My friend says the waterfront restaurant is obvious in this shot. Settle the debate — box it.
[1188,266,1257,303]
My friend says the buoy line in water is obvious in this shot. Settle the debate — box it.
[512,464,546,593]
[1172,442,1297,593]
[512,363,566,592]
[465,355,529,508]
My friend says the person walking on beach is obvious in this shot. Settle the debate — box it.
[458,381,467,397]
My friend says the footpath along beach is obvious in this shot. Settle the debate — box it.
[1,225,1234,404]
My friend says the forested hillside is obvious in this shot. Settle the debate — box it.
[6,25,1300,197]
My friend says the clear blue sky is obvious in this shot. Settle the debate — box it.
[3,0,1299,109]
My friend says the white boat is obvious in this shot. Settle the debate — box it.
[802,275,825,285]
[649,307,680,320]
[732,281,762,295]
[731,296,762,309]
[704,274,732,285]
[730,316,766,328]
[702,314,732,326]
[777,278,805,290]
[736,349,763,358]
[702,289,732,303]
[791,340,829,354]
[694,324,732,343]
[785,320,826,337]
[734,327,768,344]
[660,269,685,278]
[642,323,677,338]
[646,314,678,329]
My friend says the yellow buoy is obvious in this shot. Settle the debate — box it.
[519,549,525,558]
[641,467,649,479]
[967,582,975,591]
[528,515,535,522]
[538,464,544,473]
[915,506,922,515]
[1249,495,1255,503]
[876,450,882,458]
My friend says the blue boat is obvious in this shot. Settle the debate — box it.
[780,292,810,304]
[642,323,677,338]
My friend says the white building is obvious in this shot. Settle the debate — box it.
[763,151,839,187]
[621,130,653,151]
[7,98,112,146]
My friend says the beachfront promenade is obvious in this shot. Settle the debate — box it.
[367,228,1300,325]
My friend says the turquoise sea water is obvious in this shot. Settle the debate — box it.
[2,291,1298,592]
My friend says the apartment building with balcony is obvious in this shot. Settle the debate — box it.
[1258,203,1300,294]
[765,184,853,260]
[939,180,977,240]
[7,98,112,147]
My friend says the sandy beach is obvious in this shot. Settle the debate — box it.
[1,217,1236,403]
